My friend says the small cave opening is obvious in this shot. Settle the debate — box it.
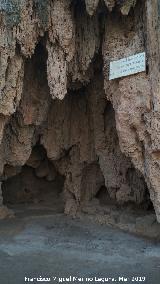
[93,101,154,214]
[2,144,65,214]
[95,175,154,213]
[79,97,156,235]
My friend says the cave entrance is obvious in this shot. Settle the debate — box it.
[86,100,154,214]
[0,32,156,237]
[2,144,65,215]
[78,98,156,236]
[0,84,157,237]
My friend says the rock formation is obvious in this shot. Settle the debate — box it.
[0,0,160,222]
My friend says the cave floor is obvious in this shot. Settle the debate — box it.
[0,207,159,284]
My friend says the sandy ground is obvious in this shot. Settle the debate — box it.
[0,207,159,284]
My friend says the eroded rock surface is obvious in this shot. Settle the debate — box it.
[0,0,160,225]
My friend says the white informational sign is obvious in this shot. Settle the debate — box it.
[109,52,146,80]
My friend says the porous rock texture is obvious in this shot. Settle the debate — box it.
[0,0,160,222]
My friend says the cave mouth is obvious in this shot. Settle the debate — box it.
[0,88,157,238]
[0,86,155,223]
[2,144,65,214]
[0,32,156,234]
[95,182,154,213]
[91,101,155,215]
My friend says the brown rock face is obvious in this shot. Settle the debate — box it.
[0,0,160,223]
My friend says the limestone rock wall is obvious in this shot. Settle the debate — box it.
[0,0,160,221]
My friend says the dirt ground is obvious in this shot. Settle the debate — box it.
[0,206,159,284]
